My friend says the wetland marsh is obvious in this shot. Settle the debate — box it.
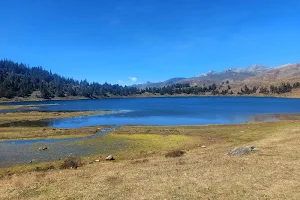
[1,97,300,168]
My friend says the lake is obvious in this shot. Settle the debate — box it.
[2,96,300,167]
[4,96,300,128]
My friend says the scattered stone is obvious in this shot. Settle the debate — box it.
[39,147,48,151]
[87,161,93,164]
[95,159,100,162]
[201,145,207,148]
[147,151,154,154]
[106,155,115,161]
[228,146,259,156]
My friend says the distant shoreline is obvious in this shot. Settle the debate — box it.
[1,93,300,103]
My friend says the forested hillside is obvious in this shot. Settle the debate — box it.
[0,59,299,100]
[0,60,140,99]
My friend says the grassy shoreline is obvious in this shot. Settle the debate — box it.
[0,126,110,141]
[1,109,300,199]
[0,110,109,125]
[0,104,60,111]
[1,92,300,103]
[0,120,300,199]
[0,110,113,140]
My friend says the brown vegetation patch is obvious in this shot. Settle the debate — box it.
[105,175,123,185]
[165,150,185,158]
[60,157,82,169]
[130,159,149,164]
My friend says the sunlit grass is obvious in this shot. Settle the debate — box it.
[1,120,300,199]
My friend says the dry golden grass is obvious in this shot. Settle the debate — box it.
[0,121,300,199]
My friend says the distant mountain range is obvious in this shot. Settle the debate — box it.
[134,64,300,88]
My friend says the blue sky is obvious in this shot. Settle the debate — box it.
[1,0,300,85]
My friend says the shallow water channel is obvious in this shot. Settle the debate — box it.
[0,126,124,168]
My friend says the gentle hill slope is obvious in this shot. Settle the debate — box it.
[247,63,300,83]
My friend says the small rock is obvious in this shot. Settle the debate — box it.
[106,155,115,161]
[228,146,259,156]
[95,159,100,162]
[201,145,207,148]
[87,161,93,164]
[147,151,154,154]
[39,147,48,151]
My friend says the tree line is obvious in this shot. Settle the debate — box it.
[0,60,299,99]
[0,60,139,99]
[239,83,300,95]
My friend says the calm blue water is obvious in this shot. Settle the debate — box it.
[1,97,300,167]
[3,97,300,128]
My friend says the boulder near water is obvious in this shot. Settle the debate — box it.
[38,147,48,151]
[228,146,259,156]
[106,155,115,161]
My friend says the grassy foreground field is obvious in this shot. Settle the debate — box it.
[0,120,300,199]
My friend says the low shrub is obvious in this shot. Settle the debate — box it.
[60,157,82,169]
[35,166,48,172]
[165,150,185,158]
